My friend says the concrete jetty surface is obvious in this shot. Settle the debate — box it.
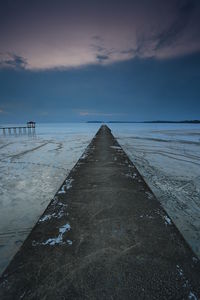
[0,125,200,299]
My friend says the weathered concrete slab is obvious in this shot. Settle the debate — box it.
[0,125,200,299]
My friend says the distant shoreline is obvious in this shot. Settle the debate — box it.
[87,120,200,124]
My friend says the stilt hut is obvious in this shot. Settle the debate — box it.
[27,121,36,128]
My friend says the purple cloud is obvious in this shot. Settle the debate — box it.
[0,0,199,70]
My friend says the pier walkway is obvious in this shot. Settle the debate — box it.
[0,121,36,136]
[0,125,200,299]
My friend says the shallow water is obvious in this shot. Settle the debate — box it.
[0,122,200,274]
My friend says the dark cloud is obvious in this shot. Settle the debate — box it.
[0,53,27,69]
[155,0,196,51]
[96,54,109,62]
[91,43,106,54]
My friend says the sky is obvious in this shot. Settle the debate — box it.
[0,0,200,123]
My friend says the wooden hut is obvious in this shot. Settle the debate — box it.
[27,121,36,128]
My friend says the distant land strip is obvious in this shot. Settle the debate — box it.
[87,120,200,124]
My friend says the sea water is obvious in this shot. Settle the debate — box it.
[0,122,200,274]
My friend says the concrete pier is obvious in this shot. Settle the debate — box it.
[0,125,200,299]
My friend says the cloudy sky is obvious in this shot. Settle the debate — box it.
[0,0,200,122]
